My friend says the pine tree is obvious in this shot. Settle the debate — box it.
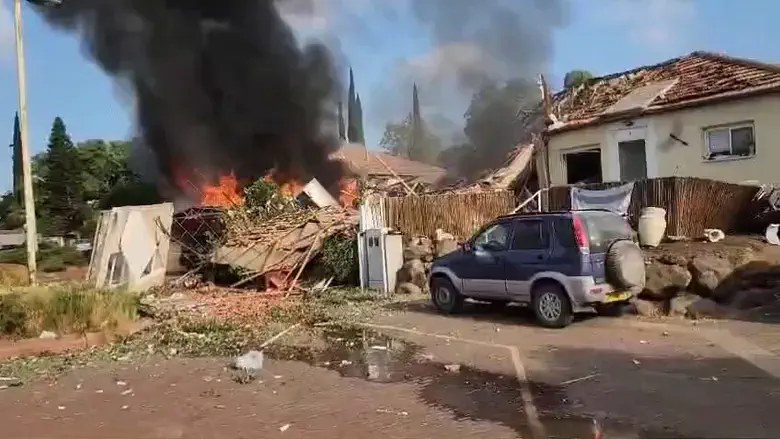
[337,101,346,141]
[409,83,423,160]
[347,68,358,143]
[40,117,85,235]
[355,94,365,144]
[10,112,22,203]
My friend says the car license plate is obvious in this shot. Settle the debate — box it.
[604,291,631,303]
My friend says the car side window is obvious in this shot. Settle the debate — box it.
[473,222,511,251]
[511,220,549,250]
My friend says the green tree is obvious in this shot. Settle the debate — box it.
[77,139,133,200]
[563,69,594,89]
[347,68,357,142]
[9,113,22,203]
[0,192,24,229]
[379,114,442,165]
[39,117,87,235]
[354,93,365,144]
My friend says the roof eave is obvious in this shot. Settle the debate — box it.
[549,85,780,135]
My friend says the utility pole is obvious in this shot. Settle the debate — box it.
[14,0,37,283]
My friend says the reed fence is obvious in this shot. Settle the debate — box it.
[384,190,516,239]
[546,177,759,237]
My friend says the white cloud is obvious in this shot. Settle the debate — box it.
[588,0,696,50]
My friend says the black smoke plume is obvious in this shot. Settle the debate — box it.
[32,0,345,195]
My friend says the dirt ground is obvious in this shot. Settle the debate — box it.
[3,300,780,438]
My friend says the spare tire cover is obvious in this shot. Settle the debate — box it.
[605,240,646,289]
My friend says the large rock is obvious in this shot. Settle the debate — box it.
[395,282,422,295]
[643,263,692,300]
[730,288,780,310]
[668,294,698,317]
[435,238,458,258]
[396,259,427,290]
[404,236,434,262]
[629,298,665,318]
[685,298,732,319]
[689,255,735,296]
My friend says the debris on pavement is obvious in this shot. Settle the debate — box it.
[444,364,461,373]
[234,350,264,372]
[560,374,600,385]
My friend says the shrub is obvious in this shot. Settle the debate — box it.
[321,233,359,285]
[0,293,28,336]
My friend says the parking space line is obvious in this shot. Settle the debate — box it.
[361,323,547,439]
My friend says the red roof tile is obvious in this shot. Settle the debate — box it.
[331,144,446,184]
[551,52,780,130]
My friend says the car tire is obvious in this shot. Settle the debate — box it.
[532,282,573,328]
[430,277,464,314]
[596,302,626,317]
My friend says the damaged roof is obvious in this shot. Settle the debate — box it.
[551,51,780,132]
[332,144,446,184]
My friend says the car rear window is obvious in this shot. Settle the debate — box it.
[577,211,634,252]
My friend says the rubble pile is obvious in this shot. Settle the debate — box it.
[167,177,359,294]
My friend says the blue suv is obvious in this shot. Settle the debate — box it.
[429,209,646,328]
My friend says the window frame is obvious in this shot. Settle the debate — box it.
[471,221,512,251]
[703,122,756,161]
[509,219,550,251]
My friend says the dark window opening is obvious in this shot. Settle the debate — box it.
[564,150,602,185]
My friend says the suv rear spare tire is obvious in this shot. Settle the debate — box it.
[430,277,464,314]
[606,239,646,289]
[532,282,573,328]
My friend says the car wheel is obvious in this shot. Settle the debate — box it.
[430,277,464,314]
[532,283,573,328]
[596,302,626,317]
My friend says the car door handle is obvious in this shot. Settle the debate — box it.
[536,255,544,260]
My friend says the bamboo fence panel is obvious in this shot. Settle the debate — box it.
[547,177,759,236]
[384,190,516,239]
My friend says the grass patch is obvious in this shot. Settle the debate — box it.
[0,283,139,338]
[0,243,87,274]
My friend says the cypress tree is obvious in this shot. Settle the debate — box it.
[347,68,358,143]
[355,94,365,145]
[10,112,22,202]
[337,101,346,141]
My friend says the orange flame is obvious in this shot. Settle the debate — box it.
[200,171,245,207]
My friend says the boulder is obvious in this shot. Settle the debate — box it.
[689,255,734,295]
[629,298,665,318]
[668,294,698,317]
[730,288,780,310]
[396,259,427,290]
[642,263,692,300]
[435,238,459,257]
[685,298,732,320]
[656,253,688,267]
[404,236,434,262]
[395,282,422,295]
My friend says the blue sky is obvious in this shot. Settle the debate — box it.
[0,0,778,192]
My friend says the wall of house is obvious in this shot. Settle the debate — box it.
[547,94,780,185]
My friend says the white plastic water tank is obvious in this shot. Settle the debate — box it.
[358,228,403,295]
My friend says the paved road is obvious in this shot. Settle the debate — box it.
[2,300,780,438]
